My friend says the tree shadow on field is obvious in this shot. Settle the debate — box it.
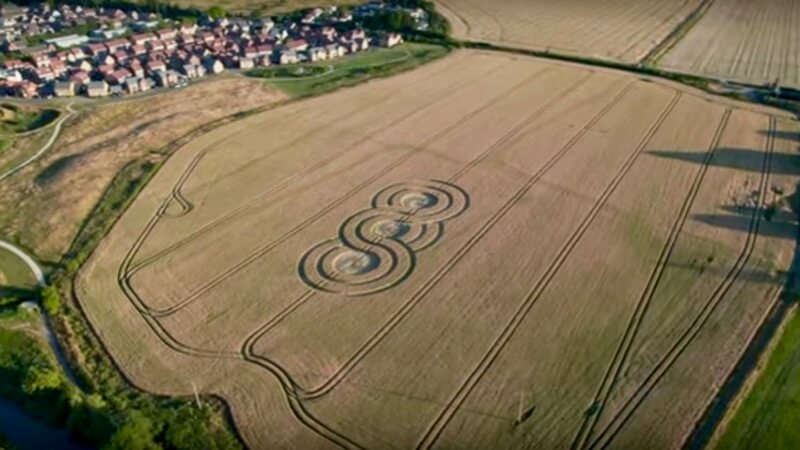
[759,129,800,143]
[647,147,800,176]
[692,213,797,240]
[663,260,786,285]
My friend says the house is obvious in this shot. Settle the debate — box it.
[147,39,165,52]
[1,59,24,70]
[145,59,166,74]
[68,47,86,61]
[325,44,345,59]
[69,70,90,85]
[255,55,271,67]
[113,49,129,64]
[45,33,88,49]
[86,42,106,55]
[105,69,130,85]
[33,53,51,68]
[181,63,205,78]
[320,26,337,41]
[137,76,152,92]
[104,38,128,52]
[242,46,258,59]
[89,27,123,40]
[285,38,309,52]
[238,57,254,70]
[308,47,327,62]
[279,50,299,65]
[127,60,144,77]
[124,76,140,94]
[53,80,75,97]
[49,59,67,77]
[34,67,55,82]
[355,38,370,51]
[203,58,224,74]
[256,44,273,57]
[131,32,155,46]
[0,69,23,82]
[14,80,38,98]
[378,32,403,48]
[130,44,146,56]
[153,69,180,87]
[155,28,177,40]
[86,81,108,97]
[96,64,115,77]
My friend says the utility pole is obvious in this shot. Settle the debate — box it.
[191,382,202,408]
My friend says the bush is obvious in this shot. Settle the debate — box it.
[40,285,61,316]
[104,410,161,450]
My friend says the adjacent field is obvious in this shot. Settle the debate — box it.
[660,0,800,89]
[77,50,798,449]
[714,307,800,450]
[434,0,705,63]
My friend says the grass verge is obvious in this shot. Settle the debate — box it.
[248,42,451,97]
[0,104,60,135]
[713,305,800,450]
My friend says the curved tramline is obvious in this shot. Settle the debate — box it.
[76,51,798,449]
[242,72,606,401]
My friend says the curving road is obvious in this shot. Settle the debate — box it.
[0,102,76,183]
[0,239,45,287]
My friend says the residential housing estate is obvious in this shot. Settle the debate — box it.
[0,1,416,98]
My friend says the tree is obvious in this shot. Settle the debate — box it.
[40,285,61,316]
[22,366,63,394]
[67,394,115,445]
[206,5,227,19]
[104,411,161,450]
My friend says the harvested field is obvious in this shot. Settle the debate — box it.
[435,0,706,63]
[660,0,800,88]
[77,50,799,449]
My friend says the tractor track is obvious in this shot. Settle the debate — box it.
[113,64,592,448]
[570,107,734,450]
[416,90,682,449]
[585,116,776,450]
[240,72,600,401]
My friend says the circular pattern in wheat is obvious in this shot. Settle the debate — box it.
[298,180,468,296]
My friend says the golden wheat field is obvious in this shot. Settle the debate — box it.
[77,50,799,449]
[660,0,800,89]
[434,0,705,63]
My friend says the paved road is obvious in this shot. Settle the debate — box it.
[0,240,45,287]
[0,102,76,182]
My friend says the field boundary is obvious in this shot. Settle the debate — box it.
[35,17,800,449]
[638,0,718,66]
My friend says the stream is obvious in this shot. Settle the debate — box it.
[0,397,89,450]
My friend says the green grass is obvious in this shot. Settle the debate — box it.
[0,247,37,296]
[0,104,60,135]
[715,307,800,450]
[0,139,11,154]
[248,43,450,97]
